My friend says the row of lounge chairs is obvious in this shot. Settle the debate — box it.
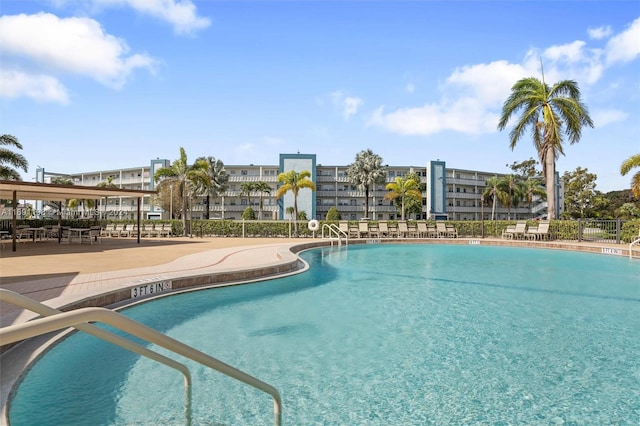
[338,221,458,239]
[101,223,172,238]
[502,220,551,240]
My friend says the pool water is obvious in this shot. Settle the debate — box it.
[9,245,640,425]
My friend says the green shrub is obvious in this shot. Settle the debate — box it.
[326,207,341,221]
[242,207,256,220]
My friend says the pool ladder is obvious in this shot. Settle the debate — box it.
[322,223,348,246]
[0,289,282,426]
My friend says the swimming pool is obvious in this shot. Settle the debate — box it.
[9,244,640,424]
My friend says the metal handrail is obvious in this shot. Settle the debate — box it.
[322,223,347,246]
[0,289,193,423]
[630,236,640,259]
[0,291,282,426]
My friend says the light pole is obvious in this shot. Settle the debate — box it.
[169,183,173,220]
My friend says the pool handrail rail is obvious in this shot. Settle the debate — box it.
[0,289,193,424]
[322,223,348,245]
[630,227,640,259]
[0,290,282,426]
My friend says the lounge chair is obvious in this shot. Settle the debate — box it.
[147,223,160,237]
[368,222,380,238]
[110,223,126,237]
[378,221,390,237]
[445,223,458,238]
[501,224,516,239]
[426,224,438,238]
[339,221,350,236]
[526,221,550,240]
[435,222,448,238]
[358,221,369,238]
[348,222,359,238]
[126,224,139,238]
[397,221,413,238]
[417,221,428,237]
[81,226,103,244]
[504,221,527,240]
[16,226,32,242]
[102,223,116,237]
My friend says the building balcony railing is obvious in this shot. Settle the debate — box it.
[447,178,485,186]
[228,176,278,182]
[447,192,480,199]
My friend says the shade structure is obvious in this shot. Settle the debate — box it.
[0,180,157,252]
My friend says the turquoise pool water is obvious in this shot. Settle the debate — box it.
[9,245,640,425]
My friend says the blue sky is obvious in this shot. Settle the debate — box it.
[1,0,639,192]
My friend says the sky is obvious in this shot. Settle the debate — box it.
[1,0,639,193]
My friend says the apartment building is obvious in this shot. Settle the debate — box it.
[35,153,559,221]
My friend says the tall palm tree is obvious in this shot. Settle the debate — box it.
[620,153,640,198]
[195,156,228,219]
[383,176,422,221]
[0,134,28,181]
[154,147,209,236]
[254,181,272,220]
[276,169,316,235]
[498,75,594,219]
[482,176,509,220]
[346,149,387,219]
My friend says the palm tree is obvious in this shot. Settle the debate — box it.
[346,149,387,219]
[498,74,594,219]
[240,181,256,210]
[285,206,295,220]
[522,176,547,218]
[383,176,422,221]
[482,176,509,220]
[195,156,228,219]
[254,181,272,220]
[501,174,523,220]
[96,176,117,219]
[154,147,209,236]
[49,176,73,218]
[276,169,316,235]
[620,153,640,198]
[0,134,28,180]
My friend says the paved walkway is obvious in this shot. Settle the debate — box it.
[1,237,306,327]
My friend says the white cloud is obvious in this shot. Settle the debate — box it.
[543,40,588,64]
[588,25,612,40]
[369,98,498,136]
[446,60,528,106]
[0,69,69,104]
[0,13,156,91]
[369,61,524,135]
[592,108,629,127]
[331,91,363,120]
[94,0,210,35]
[367,17,640,137]
[605,17,640,65]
